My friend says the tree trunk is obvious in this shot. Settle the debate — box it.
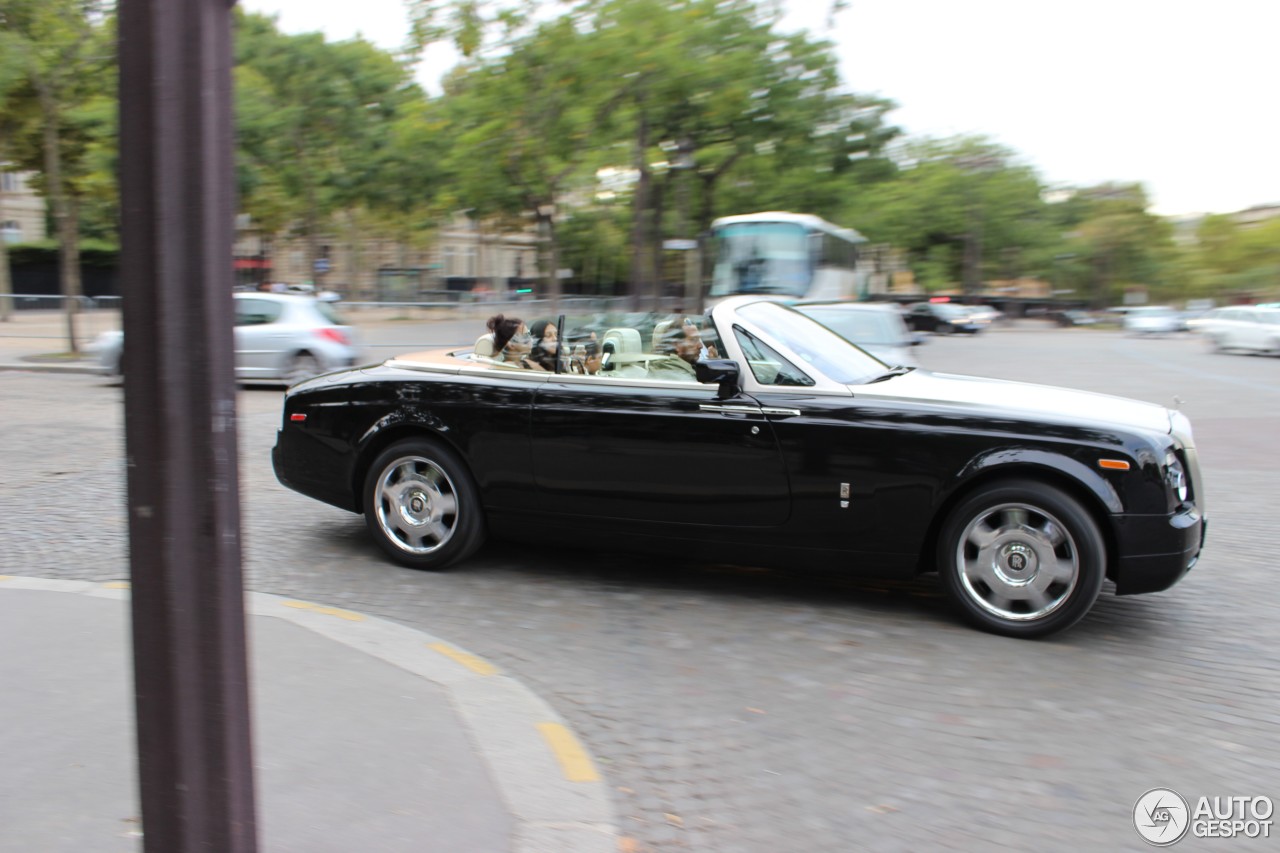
[0,190,10,322]
[62,197,83,350]
[37,78,81,352]
[304,175,320,286]
[627,111,652,311]
[538,208,562,316]
[0,135,10,321]
[649,176,667,312]
[344,210,362,300]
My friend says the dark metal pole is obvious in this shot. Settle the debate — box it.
[118,0,258,850]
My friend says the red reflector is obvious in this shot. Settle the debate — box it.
[316,327,349,345]
[291,414,307,422]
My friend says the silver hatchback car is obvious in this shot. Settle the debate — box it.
[93,292,361,383]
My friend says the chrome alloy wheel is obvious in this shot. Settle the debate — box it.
[373,455,460,555]
[954,502,1080,621]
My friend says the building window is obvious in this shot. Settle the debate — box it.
[0,172,19,192]
[1,220,21,244]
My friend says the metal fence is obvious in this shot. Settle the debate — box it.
[0,293,658,360]
[0,295,124,355]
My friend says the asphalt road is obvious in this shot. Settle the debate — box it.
[3,323,1278,852]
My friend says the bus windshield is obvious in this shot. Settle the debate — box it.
[709,222,811,298]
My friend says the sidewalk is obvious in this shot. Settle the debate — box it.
[0,577,616,853]
[0,310,108,374]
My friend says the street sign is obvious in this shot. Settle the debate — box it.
[663,239,698,251]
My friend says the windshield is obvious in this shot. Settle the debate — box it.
[799,307,905,345]
[314,300,347,325]
[709,222,812,298]
[736,301,889,385]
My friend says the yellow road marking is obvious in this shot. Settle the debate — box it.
[0,576,12,582]
[103,582,130,589]
[282,600,365,621]
[428,642,498,676]
[537,722,600,782]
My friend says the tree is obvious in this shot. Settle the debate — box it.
[234,12,420,290]
[1188,213,1280,298]
[847,136,1056,292]
[1048,183,1176,306]
[0,0,115,351]
[431,14,613,310]
[0,27,28,321]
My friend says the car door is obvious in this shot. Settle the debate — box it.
[529,376,791,527]
[1236,310,1267,351]
[233,297,286,379]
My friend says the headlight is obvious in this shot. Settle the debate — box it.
[1164,450,1188,504]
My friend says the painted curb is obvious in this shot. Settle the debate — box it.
[0,576,619,853]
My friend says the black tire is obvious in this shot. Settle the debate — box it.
[284,352,321,385]
[362,438,485,570]
[936,479,1105,638]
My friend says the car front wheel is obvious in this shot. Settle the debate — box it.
[936,480,1104,638]
[363,438,485,570]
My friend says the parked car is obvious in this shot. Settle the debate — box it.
[794,301,924,366]
[903,302,988,335]
[966,304,1004,325]
[1123,305,1183,335]
[1049,309,1098,327]
[1194,306,1280,355]
[92,292,360,383]
[272,296,1205,639]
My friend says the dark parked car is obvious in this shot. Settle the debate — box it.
[1050,309,1099,327]
[903,301,988,334]
[272,296,1206,638]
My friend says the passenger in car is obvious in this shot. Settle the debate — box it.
[475,314,531,363]
[525,319,560,371]
[526,319,602,374]
[660,317,719,366]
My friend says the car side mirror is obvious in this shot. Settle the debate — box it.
[695,358,742,399]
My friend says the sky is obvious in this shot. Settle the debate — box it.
[238,0,1280,217]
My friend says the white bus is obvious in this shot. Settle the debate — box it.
[707,211,868,302]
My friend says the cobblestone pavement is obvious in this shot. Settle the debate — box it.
[3,324,1278,851]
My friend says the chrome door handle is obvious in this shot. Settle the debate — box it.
[699,404,762,415]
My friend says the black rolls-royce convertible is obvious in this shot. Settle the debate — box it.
[272,296,1206,638]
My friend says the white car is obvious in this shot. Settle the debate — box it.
[1123,306,1182,335]
[1195,306,1280,355]
[93,292,361,383]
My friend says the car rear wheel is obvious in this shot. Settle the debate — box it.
[363,438,485,570]
[936,479,1104,638]
[284,353,322,385]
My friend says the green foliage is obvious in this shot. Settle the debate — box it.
[3,0,1262,308]
[234,11,422,254]
[5,239,118,266]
